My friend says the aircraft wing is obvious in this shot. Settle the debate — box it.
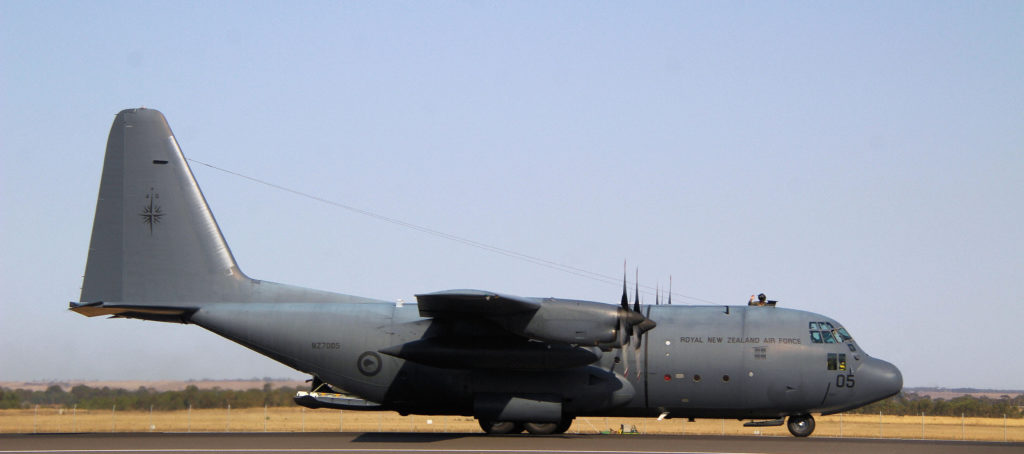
[415,289,542,318]
[375,289,634,370]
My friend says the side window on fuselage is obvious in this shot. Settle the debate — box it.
[827,353,837,370]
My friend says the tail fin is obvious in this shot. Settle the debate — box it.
[80,108,249,304]
[75,108,370,319]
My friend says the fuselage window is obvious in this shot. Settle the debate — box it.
[838,353,847,371]
[827,353,837,371]
[836,327,853,342]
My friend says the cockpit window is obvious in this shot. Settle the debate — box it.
[809,321,853,344]
[822,330,837,343]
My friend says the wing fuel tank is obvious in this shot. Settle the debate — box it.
[380,338,601,370]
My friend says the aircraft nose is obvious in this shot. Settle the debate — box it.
[859,356,903,400]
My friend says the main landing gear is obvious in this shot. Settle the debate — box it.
[786,414,815,437]
[478,418,574,435]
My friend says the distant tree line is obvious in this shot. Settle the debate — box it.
[0,383,303,410]
[848,392,1023,418]
[2,386,1021,418]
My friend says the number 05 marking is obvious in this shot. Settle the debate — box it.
[836,374,856,388]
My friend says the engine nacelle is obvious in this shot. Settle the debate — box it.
[506,298,621,346]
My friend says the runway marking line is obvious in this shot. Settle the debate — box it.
[0,450,754,454]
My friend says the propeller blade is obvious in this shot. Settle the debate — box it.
[620,261,629,310]
[668,275,672,305]
[633,268,640,313]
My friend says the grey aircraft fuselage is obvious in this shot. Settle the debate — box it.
[199,301,895,419]
[72,108,902,437]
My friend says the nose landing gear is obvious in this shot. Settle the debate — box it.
[786,414,815,437]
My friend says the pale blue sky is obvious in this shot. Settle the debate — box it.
[2,2,1022,389]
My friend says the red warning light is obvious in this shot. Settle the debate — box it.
[664,374,671,381]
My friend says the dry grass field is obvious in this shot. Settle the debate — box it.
[2,407,1022,441]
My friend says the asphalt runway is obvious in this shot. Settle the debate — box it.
[0,432,1020,454]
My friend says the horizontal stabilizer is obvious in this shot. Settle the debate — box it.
[294,391,384,410]
[69,301,196,323]
[415,289,541,318]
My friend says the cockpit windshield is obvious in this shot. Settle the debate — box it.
[809,321,854,344]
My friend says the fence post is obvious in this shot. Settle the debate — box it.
[187,403,191,433]
[920,412,924,440]
[264,405,268,432]
[226,404,231,432]
[961,412,964,440]
[339,410,343,432]
[301,407,305,432]
[149,405,154,432]
[878,411,882,438]
[111,405,116,433]
[33,405,38,433]
[1004,414,1007,442]
[378,413,383,432]
[73,404,77,433]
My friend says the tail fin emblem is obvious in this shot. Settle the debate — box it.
[140,188,163,234]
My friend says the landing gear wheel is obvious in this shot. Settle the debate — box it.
[523,422,559,435]
[787,414,815,437]
[553,418,574,434]
[479,419,522,434]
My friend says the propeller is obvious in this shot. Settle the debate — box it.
[629,268,656,351]
[611,262,657,376]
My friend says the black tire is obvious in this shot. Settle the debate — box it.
[523,422,559,435]
[553,418,574,434]
[479,419,520,434]
[787,414,815,437]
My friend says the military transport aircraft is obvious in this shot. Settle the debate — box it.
[71,108,902,437]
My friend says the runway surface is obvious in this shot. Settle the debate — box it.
[1,432,1020,454]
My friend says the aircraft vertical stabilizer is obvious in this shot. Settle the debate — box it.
[79,108,249,305]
